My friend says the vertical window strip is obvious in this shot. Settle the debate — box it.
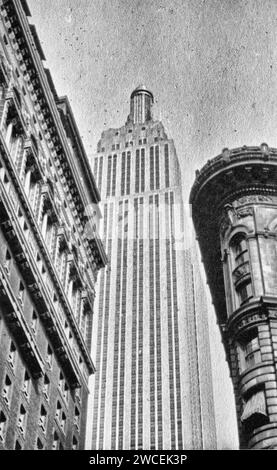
[111,202,123,449]
[135,149,140,193]
[91,203,109,449]
[154,195,163,449]
[187,260,203,449]
[138,197,144,448]
[98,156,103,195]
[170,192,183,449]
[118,200,129,449]
[165,192,176,449]
[149,195,156,449]
[155,146,160,190]
[126,152,131,195]
[112,155,117,196]
[98,203,114,449]
[150,147,154,191]
[165,144,169,188]
[121,152,126,196]
[106,156,112,197]
[130,198,139,449]
[140,149,145,193]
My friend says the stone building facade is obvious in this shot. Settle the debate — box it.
[190,144,277,449]
[0,0,106,450]
[88,86,216,450]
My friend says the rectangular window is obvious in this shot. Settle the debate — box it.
[46,345,53,369]
[0,411,7,442]
[31,310,38,334]
[2,374,12,407]
[42,374,50,400]
[36,438,44,450]
[17,404,27,436]
[39,405,47,433]
[52,431,59,450]
[22,371,31,399]
[18,281,25,306]
[8,341,16,370]
[4,249,11,275]
[238,328,261,372]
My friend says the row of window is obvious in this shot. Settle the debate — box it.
[94,144,170,198]
[0,409,79,449]
[0,97,91,347]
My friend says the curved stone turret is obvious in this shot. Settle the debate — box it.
[190,144,277,449]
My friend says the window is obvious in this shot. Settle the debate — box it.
[63,382,69,403]
[46,345,53,369]
[15,440,22,450]
[8,341,16,369]
[18,281,25,306]
[75,387,81,403]
[59,372,65,392]
[17,404,27,436]
[241,386,269,435]
[22,371,31,399]
[4,249,11,275]
[36,438,44,450]
[61,412,66,432]
[72,435,78,450]
[55,401,62,421]
[42,374,50,400]
[2,374,12,406]
[52,431,59,450]
[0,411,7,442]
[74,407,80,429]
[31,310,38,334]
[231,234,252,305]
[238,328,261,372]
[39,405,47,433]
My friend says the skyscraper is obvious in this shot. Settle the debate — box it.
[89,86,216,450]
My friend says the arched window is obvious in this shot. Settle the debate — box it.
[230,234,252,305]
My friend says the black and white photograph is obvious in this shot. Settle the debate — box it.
[0,0,276,457]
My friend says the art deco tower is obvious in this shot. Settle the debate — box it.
[190,144,277,449]
[89,86,216,450]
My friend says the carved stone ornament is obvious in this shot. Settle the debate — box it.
[236,207,253,218]
[220,204,236,235]
[235,312,267,331]
[237,195,273,205]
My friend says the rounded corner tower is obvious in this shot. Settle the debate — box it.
[190,144,277,449]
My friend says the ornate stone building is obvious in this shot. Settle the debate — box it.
[190,144,277,449]
[0,0,106,450]
[88,86,216,450]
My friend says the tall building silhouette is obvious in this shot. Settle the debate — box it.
[89,86,216,449]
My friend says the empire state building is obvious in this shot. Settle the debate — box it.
[88,86,216,450]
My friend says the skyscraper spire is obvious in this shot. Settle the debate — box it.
[128,85,154,124]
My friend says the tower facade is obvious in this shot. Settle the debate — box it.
[0,0,106,450]
[89,87,216,450]
[190,144,277,449]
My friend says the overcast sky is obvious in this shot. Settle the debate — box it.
[25,0,277,449]
[28,0,277,202]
